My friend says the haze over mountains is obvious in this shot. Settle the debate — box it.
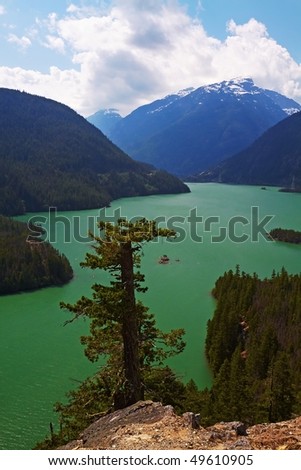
[88,78,301,178]
[0,88,189,217]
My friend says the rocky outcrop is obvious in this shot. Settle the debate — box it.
[60,401,301,450]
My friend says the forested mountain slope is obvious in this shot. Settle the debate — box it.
[205,267,301,424]
[0,88,188,216]
[196,111,301,187]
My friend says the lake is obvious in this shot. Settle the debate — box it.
[1,183,301,449]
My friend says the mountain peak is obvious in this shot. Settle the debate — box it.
[91,78,301,177]
[87,108,123,135]
[102,108,121,116]
[203,77,257,96]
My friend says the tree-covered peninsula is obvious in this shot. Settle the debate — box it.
[0,216,73,294]
[269,227,301,244]
[30,212,301,448]
[205,267,301,425]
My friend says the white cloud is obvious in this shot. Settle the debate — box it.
[0,5,6,15]
[227,17,268,39]
[0,65,83,110]
[66,2,104,16]
[7,33,32,50]
[66,3,79,14]
[213,18,301,98]
[1,1,301,117]
[43,35,65,54]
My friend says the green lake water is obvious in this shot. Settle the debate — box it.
[1,183,301,449]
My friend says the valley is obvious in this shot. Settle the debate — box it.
[1,1,301,461]
[1,80,301,450]
[88,78,301,177]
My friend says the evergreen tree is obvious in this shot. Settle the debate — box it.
[60,218,186,413]
[210,358,232,422]
[227,346,250,421]
[205,267,301,426]
[269,352,294,422]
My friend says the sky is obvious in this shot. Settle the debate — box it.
[1,0,301,117]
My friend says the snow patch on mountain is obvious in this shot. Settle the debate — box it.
[176,87,195,97]
[103,108,121,115]
[283,107,301,116]
[148,87,195,114]
[203,78,260,97]
[148,101,174,114]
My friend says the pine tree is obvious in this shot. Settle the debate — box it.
[60,218,185,412]
[269,352,294,422]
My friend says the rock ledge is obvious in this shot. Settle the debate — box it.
[60,401,301,450]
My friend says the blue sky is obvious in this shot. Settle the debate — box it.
[1,0,301,116]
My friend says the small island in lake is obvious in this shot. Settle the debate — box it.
[269,227,301,244]
[0,215,73,295]
[159,254,170,264]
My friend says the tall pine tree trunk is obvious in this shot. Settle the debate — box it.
[114,241,143,409]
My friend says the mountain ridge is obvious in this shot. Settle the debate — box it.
[89,78,301,177]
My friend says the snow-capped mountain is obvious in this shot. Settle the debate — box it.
[90,79,301,177]
[201,78,300,116]
[87,108,122,136]
[147,87,195,114]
